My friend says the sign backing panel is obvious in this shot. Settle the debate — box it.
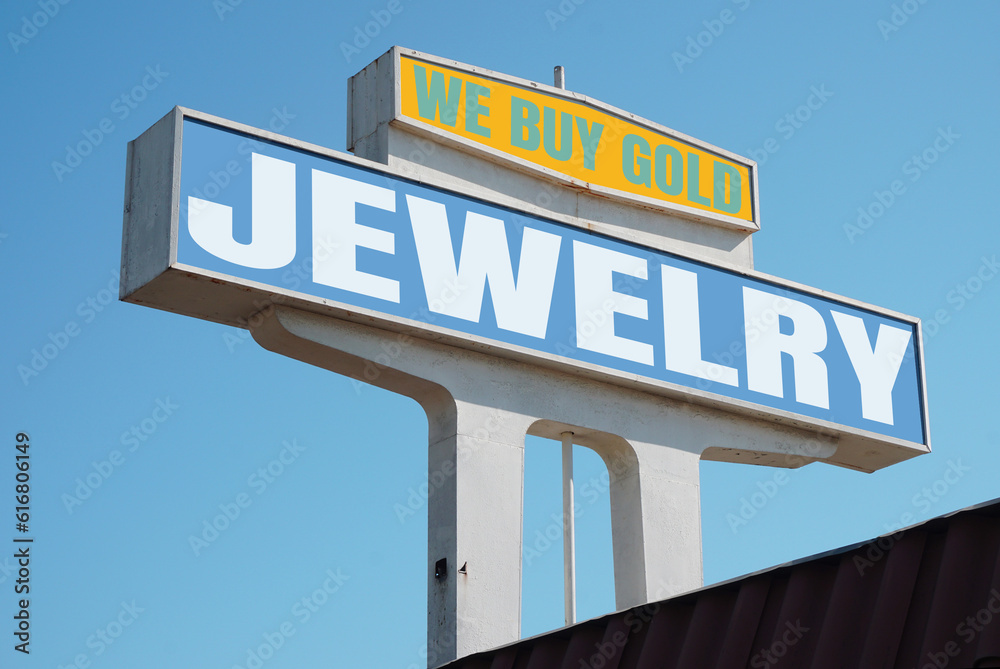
[122,108,930,471]
[390,48,759,231]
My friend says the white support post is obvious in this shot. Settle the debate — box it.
[553,65,576,628]
[561,431,576,626]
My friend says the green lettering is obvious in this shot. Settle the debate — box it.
[510,97,540,150]
[543,108,573,161]
[622,134,651,187]
[653,144,683,196]
[414,64,461,127]
[575,117,604,170]
[686,153,711,206]
[464,82,491,138]
[713,162,742,214]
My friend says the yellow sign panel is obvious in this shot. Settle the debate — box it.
[398,55,754,224]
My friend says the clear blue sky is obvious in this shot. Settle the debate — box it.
[2,1,997,667]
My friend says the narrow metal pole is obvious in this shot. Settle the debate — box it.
[554,65,575,628]
[561,431,576,626]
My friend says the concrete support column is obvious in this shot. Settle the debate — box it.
[606,443,702,608]
[424,397,532,665]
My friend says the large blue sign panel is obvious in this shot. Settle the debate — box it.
[177,119,926,445]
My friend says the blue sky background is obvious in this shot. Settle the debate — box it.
[2,1,997,667]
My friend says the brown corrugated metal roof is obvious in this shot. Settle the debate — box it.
[442,497,1000,669]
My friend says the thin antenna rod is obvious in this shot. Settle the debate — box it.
[556,65,574,629]
[561,431,576,626]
